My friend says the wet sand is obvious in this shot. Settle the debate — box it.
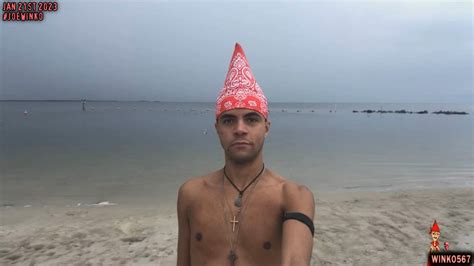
[1,188,472,265]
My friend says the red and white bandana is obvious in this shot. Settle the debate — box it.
[215,43,268,120]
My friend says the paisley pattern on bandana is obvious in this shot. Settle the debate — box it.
[216,43,268,119]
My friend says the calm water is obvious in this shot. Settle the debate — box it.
[1,101,473,207]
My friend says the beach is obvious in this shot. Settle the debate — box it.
[1,101,472,265]
[1,187,472,265]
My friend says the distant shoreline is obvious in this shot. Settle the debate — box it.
[0,100,472,105]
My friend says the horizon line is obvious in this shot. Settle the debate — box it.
[0,99,472,105]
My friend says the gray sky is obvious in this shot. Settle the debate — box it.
[1,0,472,103]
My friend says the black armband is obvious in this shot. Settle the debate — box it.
[282,212,314,236]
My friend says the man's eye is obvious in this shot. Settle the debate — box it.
[222,119,233,124]
[247,118,258,123]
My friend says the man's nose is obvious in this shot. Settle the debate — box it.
[234,119,248,134]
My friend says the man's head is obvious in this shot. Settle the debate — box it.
[430,220,441,241]
[431,231,440,241]
[215,108,270,164]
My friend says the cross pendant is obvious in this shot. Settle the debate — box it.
[228,250,237,266]
[230,215,239,232]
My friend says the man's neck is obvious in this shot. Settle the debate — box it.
[224,158,265,188]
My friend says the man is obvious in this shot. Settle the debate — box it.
[429,220,441,252]
[177,43,315,266]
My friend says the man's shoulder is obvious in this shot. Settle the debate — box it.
[263,170,313,197]
[281,180,313,197]
[178,170,221,198]
[279,178,315,214]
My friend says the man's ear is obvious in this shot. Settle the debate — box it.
[264,119,271,137]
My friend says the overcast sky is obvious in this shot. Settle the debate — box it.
[1,0,472,103]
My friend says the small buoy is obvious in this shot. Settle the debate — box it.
[23,110,28,115]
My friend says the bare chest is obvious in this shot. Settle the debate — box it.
[188,185,283,264]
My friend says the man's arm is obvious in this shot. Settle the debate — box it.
[281,182,315,266]
[177,181,192,266]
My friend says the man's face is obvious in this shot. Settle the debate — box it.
[431,231,440,241]
[215,109,270,165]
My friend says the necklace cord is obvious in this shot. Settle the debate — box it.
[223,163,265,194]
[232,173,262,251]
[221,164,265,256]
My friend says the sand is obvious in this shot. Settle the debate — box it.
[1,188,472,265]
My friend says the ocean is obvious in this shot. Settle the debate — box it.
[1,101,473,207]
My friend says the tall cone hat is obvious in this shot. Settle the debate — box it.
[215,43,268,119]
[430,220,440,233]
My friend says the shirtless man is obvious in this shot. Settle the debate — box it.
[177,43,315,266]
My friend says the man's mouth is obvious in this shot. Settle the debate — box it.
[231,141,251,147]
